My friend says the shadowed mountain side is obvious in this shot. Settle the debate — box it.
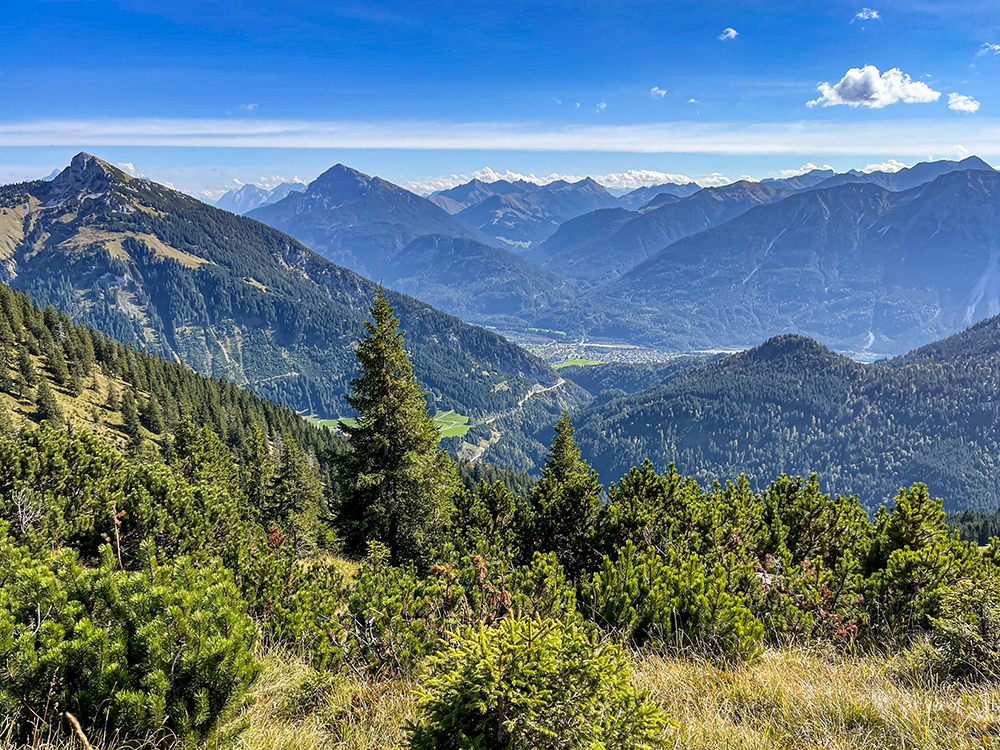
[527,180,792,286]
[573,330,1000,511]
[386,235,574,323]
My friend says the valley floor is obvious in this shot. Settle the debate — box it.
[9,645,996,750]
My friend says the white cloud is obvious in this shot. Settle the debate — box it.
[575,102,581,108]
[956,144,970,157]
[117,162,145,177]
[238,103,259,111]
[688,98,699,104]
[650,87,667,98]
[860,159,908,173]
[596,102,607,113]
[808,65,940,108]
[698,173,732,187]
[948,92,981,113]
[553,98,562,105]
[977,43,1000,56]
[718,27,738,41]
[854,8,879,21]
[778,162,835,177]
[6,116,1000,158]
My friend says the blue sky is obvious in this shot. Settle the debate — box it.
[2,0,999,195]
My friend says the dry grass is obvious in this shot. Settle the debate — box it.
[633,646,1000,750]
[216,647,418,750]
[5,646,1000,749]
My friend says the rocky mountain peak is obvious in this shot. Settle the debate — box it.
[46,152,127,205]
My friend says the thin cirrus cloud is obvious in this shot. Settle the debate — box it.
[3,117,1000,157]
[650,87,667,98]
[978,43,1000,56]
[807,65,940,108]
[854,8,880,21]
[718,27,738,41]
[948,93,981,113]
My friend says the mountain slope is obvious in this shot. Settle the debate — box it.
[247,164,494,280]
[454,177,620,248]
[587,168,1000,353]
[0,153,559,421]
[573,329,1000,511]
[388,235,572,324]
[527,181,791,286]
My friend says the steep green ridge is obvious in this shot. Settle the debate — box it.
[572,329,1000,511]
[0,154,557,420]
[0,281,342,460]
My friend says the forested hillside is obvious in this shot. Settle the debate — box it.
[4,290,999,748]
[572,330,1000,511]
[0,154,562,423]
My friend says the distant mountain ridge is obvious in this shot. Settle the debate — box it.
[213,180,305,215]
[527,180,793,286]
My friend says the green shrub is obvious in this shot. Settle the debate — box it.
[927,576,1000,680]
[583,541,764,664]
[0,527,259,743]
[407,616,668,750]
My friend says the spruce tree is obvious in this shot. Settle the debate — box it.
[527,413,603,578]
[335,291,458,564]
[34,378,63,427]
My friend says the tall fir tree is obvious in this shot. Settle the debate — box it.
[526,413,604,578]
[334,290,459,565]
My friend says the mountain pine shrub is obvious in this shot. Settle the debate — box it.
[407,616,669,750]
[0,530,259,743]
[584,541,764,664]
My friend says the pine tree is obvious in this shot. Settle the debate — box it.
[334,291,459,564]
[16,347,37,387]
[34,378,63,427]
[526,413,604,578]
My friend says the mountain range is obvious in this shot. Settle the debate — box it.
[213,180,305,215]
[0,153,572,427]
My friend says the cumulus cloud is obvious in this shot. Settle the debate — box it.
[854,8,879,21]
[718,27,738,41]
[575,102,581,108]
[977,43,1000,56]
[948,93,981,113]
[808,65,940,108]
[651,87,667,98]
[596,102,607,113]
[778,162,835,177]
[860,159,908,173]
[117,162,145,177]
[688,98,699,104]
[237,103,259,112]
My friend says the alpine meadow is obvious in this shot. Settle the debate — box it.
[4,1,1000,748]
